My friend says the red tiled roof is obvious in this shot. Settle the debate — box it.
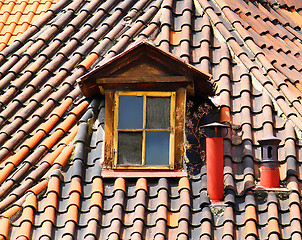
[0,0,301,239]
[0,0,57,51]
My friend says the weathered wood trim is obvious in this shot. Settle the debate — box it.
[169,92,176,170]
[104,90,114,168]
[175,88,186,169]
[96,76,190,84]
[115,91,175,97]
[101,169,188,178]
[114,165,172,170]
[142,95,147,166]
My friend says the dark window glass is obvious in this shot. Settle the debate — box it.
[118,132,142,165]
[145,131,170,165]
[118,96,143,129]
[146,97,170,129]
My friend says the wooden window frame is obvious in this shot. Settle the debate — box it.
[113,91,175,169]
[104,88,186,170]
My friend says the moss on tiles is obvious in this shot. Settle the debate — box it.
[254,189,268,202]
[210,203,227,217]
[275,190,291,200]
[254,188,290,202]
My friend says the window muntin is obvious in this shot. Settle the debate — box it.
[113,91,175,169]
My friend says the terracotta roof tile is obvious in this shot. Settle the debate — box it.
[0,0,301,238]
[1,204,22,219]
[135,177,147,193]
[0,0,57,50]
[245,219,258,238]
[0,219,10,239]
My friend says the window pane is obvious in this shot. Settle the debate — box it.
[118,132,142,165]
[145,132,170,165]
[146,97,170,129]
[118,96,143,129]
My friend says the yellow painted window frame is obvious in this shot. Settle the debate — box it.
[113,91,176,169]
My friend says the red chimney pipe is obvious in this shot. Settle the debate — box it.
[260,162,279,188]
[206,137,224,202]
[202,122,229,202]
[258,135,281,188]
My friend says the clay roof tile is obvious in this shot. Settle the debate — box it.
[0,0,301,238]
[135,178,147,193]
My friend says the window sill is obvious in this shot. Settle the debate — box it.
[101,169,188,178]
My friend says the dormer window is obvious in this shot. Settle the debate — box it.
[78,41,214,171]
[114,91,175,168]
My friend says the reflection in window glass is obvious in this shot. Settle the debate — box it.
[118,96,143,129]
[145,131,170,165]
[146,97,170,129]
[118,132,142,165]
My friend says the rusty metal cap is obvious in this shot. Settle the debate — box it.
[258,135,281,146]
[201,122,230,138]
[201,122,230,128]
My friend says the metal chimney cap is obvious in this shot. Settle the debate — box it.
[201,122,230,138]
[201,122,230,129]
[258,135,281,145]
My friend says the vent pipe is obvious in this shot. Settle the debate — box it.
[202,122,229,202]
[258,135,281,188]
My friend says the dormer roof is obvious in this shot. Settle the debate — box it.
[79,40,214,97]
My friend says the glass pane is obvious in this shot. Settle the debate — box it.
[145,132,170,165]
[118,96,143,129]
[146,97,170,129]
[118,132,142,165]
